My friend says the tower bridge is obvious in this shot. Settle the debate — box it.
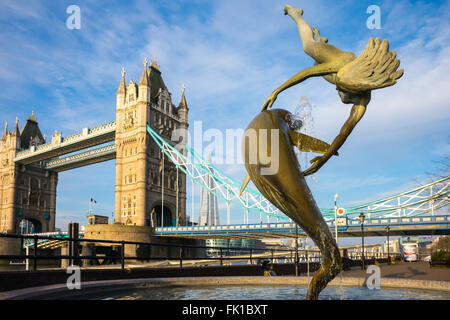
[0,58,189,235]
[0,57,449,245]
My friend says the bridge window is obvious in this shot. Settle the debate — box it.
[21,193,27,205]
[30,178,39,189]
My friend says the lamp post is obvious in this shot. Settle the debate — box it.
[385,225,390,264]
[334,193,339,244]
[359,212,365,270]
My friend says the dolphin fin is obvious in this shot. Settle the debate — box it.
[289,130,339,155]
[239,173,251,197]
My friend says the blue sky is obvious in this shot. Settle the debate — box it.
[0,0,449,245]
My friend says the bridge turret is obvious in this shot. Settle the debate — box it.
[116,68,126,109]
[138,58,150,103]
[1,119,20,151]
[1,121,8,142]
[178,84,189,118]
[11,117,20,150]
[177,84,189,156]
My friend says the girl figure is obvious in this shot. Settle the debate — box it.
[262,5,403,176]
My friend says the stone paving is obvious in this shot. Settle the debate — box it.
[342,261,450,282]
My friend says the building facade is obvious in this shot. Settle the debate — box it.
[114,58,189,227]
[0,113,58,234]
[0,57,189,235]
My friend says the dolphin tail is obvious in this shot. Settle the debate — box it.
[306,228,343,300]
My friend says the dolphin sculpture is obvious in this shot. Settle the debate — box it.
[240,108,341,300]
[239,5,403,299]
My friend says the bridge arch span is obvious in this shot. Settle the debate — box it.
[18,217,42,234]
[149,201,176,227]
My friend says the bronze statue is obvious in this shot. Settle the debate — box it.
[240,6,403,299]
[262,5,403,176]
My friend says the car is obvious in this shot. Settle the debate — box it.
[423,255,431,262]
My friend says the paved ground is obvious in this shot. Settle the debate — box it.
[341,261,450,281]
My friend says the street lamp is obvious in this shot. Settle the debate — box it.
[385,225,391,264]
[359,212,365,270]
[334,194,339,244]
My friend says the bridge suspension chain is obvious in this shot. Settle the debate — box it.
[146,125,449,221]
[147,125,288,221]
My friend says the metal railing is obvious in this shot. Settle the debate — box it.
[0,233,396,275]
[0,233,322,272]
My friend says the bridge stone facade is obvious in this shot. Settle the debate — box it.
[0,114,58,234]
[114,58,188,227]
[0,57,189,238]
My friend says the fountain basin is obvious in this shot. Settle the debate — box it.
[0,276,449,300]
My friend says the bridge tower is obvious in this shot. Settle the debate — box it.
[114,58,188,227]
[0,113,58,234]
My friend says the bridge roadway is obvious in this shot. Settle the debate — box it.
[14,121,116,165]
[44,143,116,172]
[154,215,450,239]
[21,215,450,249]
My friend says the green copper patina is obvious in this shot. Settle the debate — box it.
[241,6,403,300]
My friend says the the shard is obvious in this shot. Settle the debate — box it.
[198,154,220,226]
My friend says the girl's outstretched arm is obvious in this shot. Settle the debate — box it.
[261,62,340,111]
[303,91,371,176]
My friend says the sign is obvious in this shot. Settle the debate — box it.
[403,243,418,262]
[337,208,345,216]
[336,217,347,226]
